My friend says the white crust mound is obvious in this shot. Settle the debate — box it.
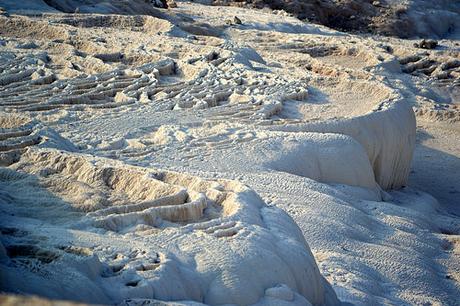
[267,100,416,190]
[0,148,339,306]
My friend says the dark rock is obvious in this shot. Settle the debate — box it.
[418,39,438,49]
[234,16,242,25]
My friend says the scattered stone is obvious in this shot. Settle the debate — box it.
[16,42,39,49]
[167,0,178,8]
[70,62,81,71]
[416,39,438,49]
[225,16,242,26]
[381,45,393,53]
[151,0,168,8]
[93,37,107,43]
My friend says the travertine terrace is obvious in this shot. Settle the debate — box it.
[0,0,459,305]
